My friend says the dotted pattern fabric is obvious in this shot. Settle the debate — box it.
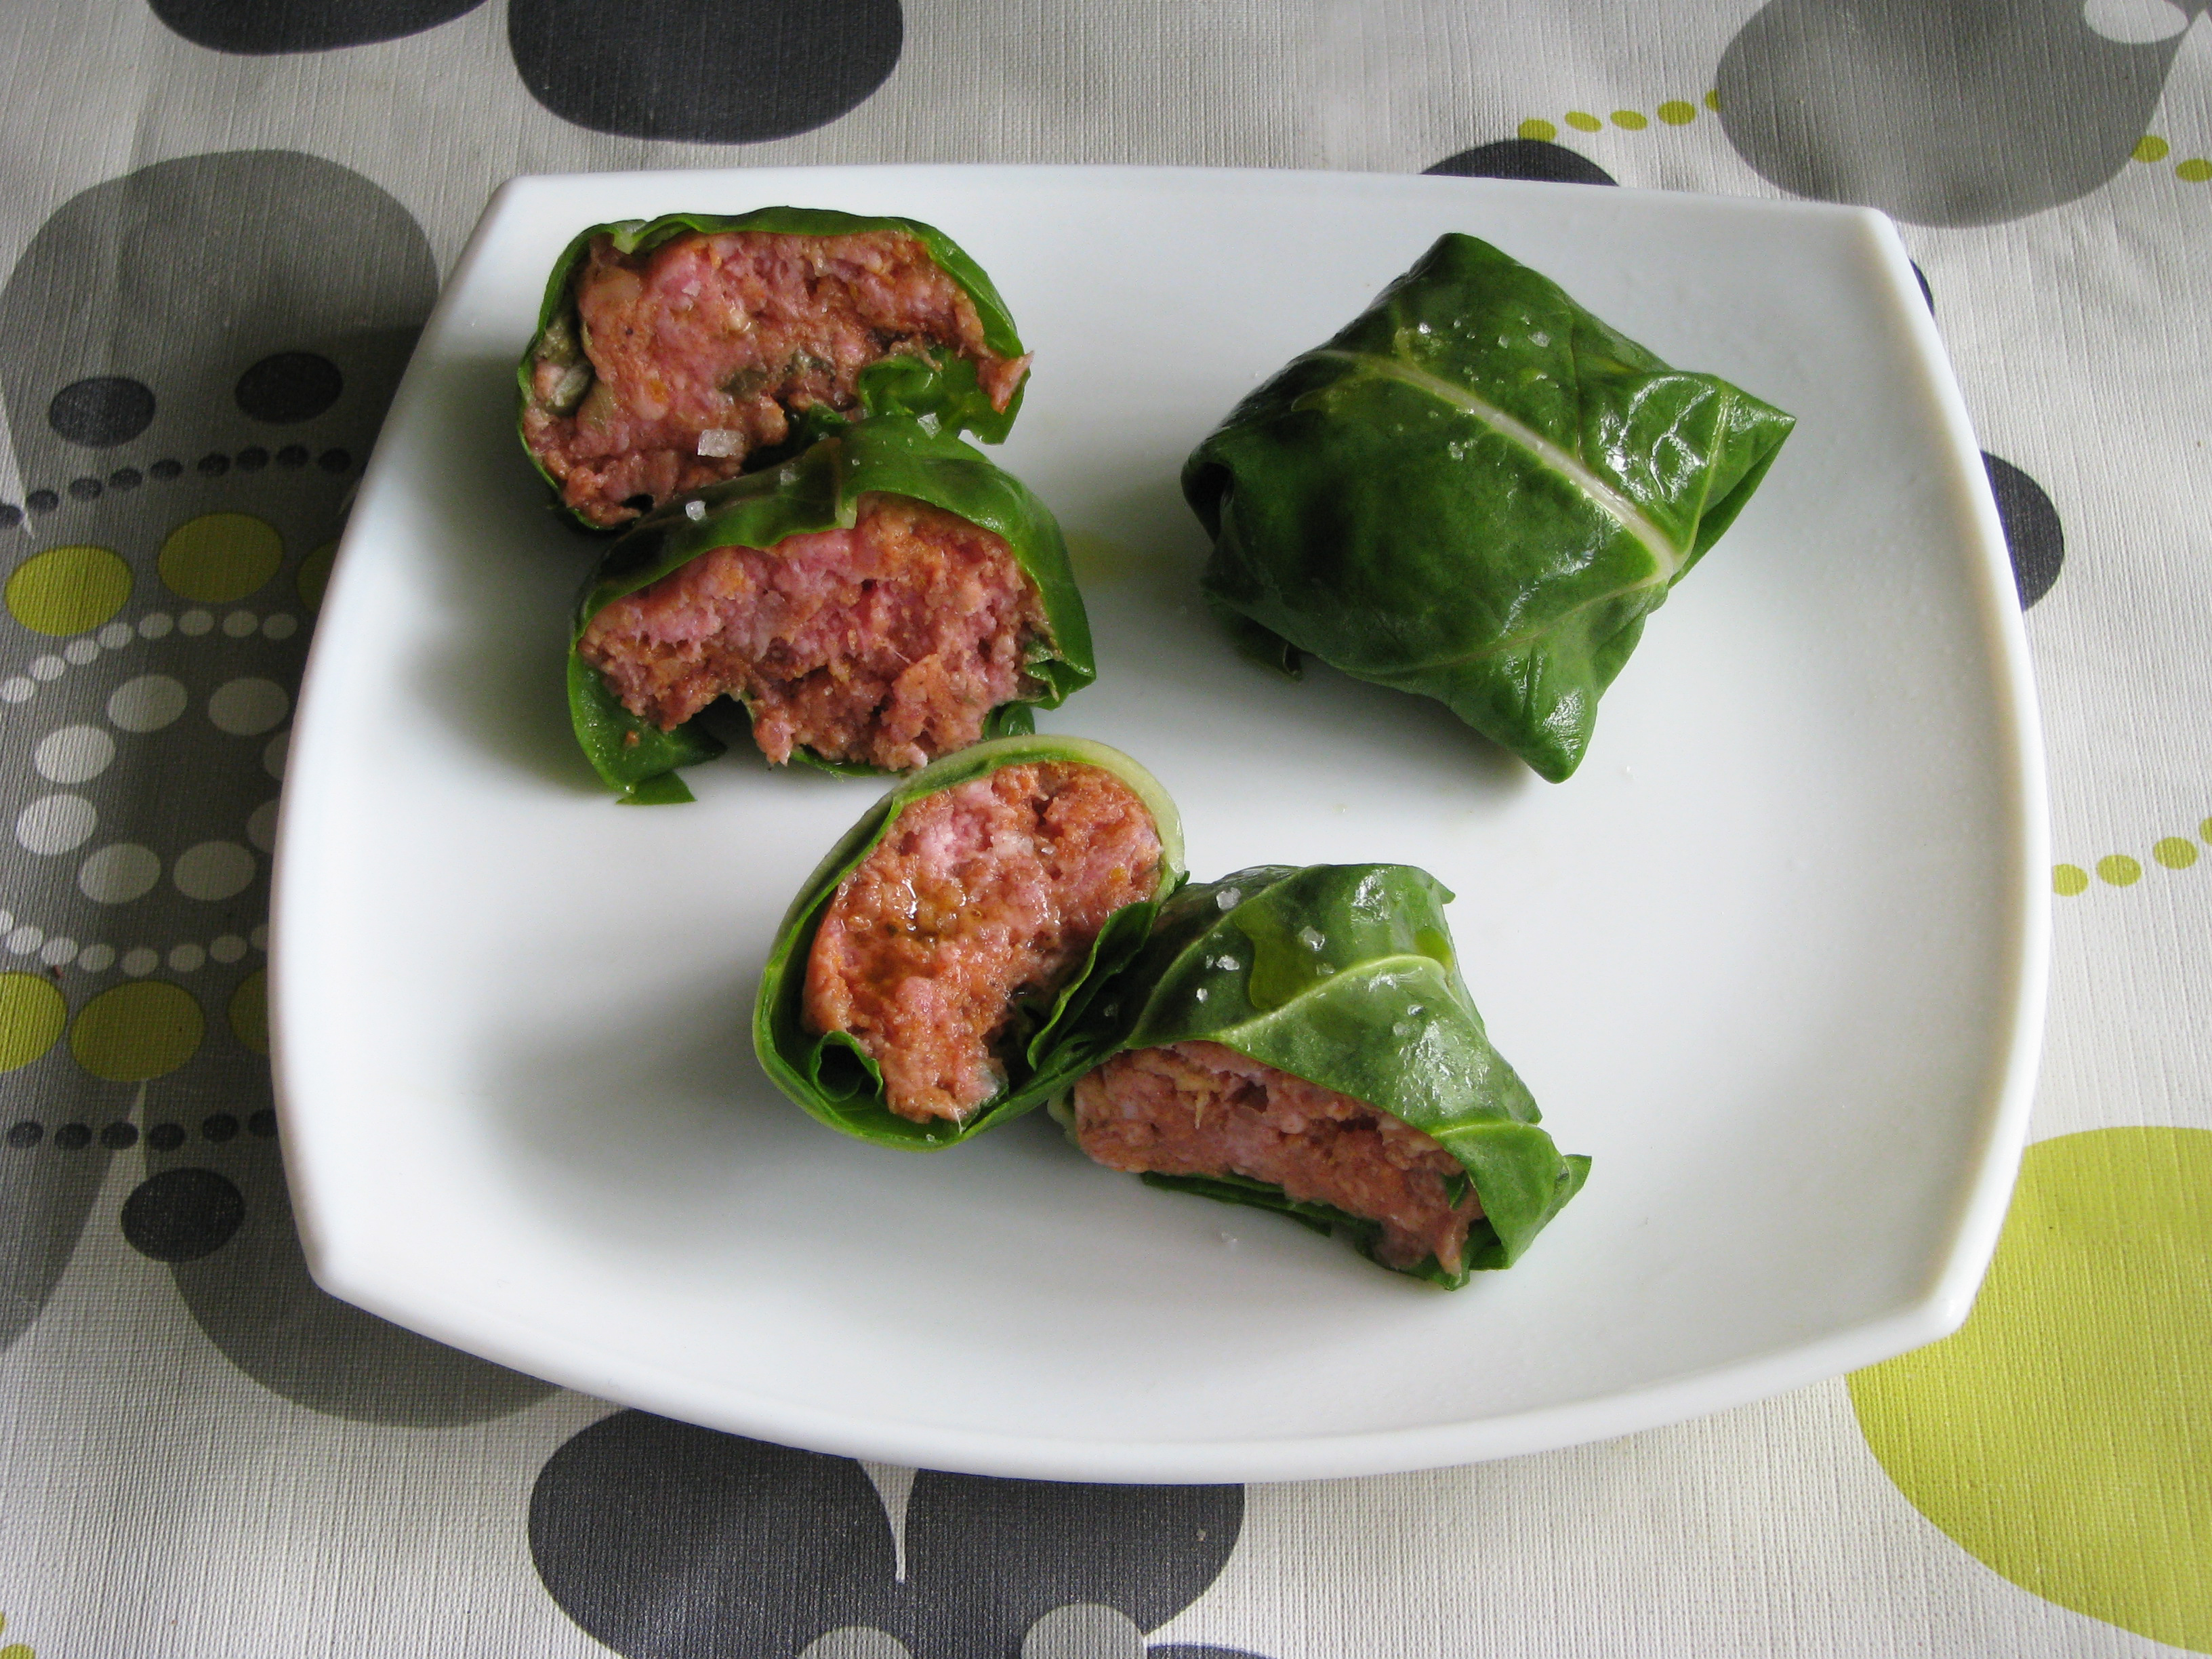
[0,1,2207,1656]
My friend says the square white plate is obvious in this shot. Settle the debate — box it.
[273,166,2047,1483]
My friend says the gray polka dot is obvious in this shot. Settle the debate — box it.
[1021,1604,1147,1659]
[1717,0,2197,224]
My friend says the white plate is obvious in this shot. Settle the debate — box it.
[272,166,2047,1483]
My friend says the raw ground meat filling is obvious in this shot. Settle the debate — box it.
[525,228,1031,526]
[1072,1041,1485,1274]
[575,492,1049,773]
[802,763,1162,1124]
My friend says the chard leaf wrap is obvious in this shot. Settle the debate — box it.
[1057,863,1588,1284]
[754,735,1186,1149]
[1183,233,1796,783]
[520,207,1027,525]
[569,417,1094,802]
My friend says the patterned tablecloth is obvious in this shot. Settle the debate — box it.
[0,1,2207,1654]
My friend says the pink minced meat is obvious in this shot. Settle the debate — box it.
[804,763,1162,1124]
[575,492,1048,773]
[1072,1041,1484,1274]
[524,228,1031,527]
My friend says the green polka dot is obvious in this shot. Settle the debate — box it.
[0,1643,30,1659]
[295,538,337,611]
[1657,100,1698,125]
[1517,117,1558,142]
[2200,817,2212,844]
[2153,837,2198,870]
[5,544,131,636]
[0,973,66,1071]
[228,968,268,1056]
[2179,158,2212,184]
[1610,108,1648,130]
[157,512,282,603]
[2052,863,2089,897]
[2097,853,2143,886]
[1704,88,1722,112]
[70,981,203,1083]
[1850,1128,2212,1650]
[2134,135,2171,163]
[1564,110,1602,132]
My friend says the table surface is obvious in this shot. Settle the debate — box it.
[0,3,2207,1656]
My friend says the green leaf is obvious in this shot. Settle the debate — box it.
[1056,864,1588,1279]
[565,651,724,799]
[752,735,1186,1149]
[1184,233,1795,781]
[619,771,697,806]
[566,418,1095,798]
[1139,1171,1342,1235]
[518,207,1029,527]
[1135,1174,1502,1290]
[1204,595,1302,678]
